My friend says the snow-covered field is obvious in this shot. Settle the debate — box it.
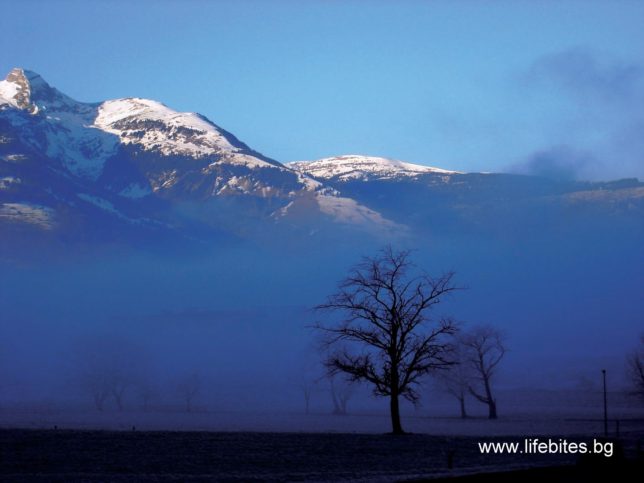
[1,405,642,437]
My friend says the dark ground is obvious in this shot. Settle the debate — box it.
[411,462,644,482]
[0,429,642,482]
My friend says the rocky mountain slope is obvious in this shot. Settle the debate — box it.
[1,68,642,251]
[0,68,392,244]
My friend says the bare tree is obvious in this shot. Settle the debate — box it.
[109,372,130,411]
[298,375,319,415]
[462,326,505,419]
[136,380,159,412]
[74,335,141,412]
[302,382,313,414]
[79,373,111,411]
[329,376,355,415]
[626,334,644,402]
[177,372,201,412]
[436,338,470,418]
[297,356,322,415]
[314,247,458,434]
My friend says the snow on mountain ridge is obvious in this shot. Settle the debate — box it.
[0,68,40,112]
[0,68,91,115]
[0,68,120,179]
[288,155,459,182]
[0,76,21,108]
[94,98,276,167]
[1,68,399,233]
[1,69,288,181]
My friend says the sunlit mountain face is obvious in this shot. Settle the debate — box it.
[0,69,398,251]
[2,67,642,254]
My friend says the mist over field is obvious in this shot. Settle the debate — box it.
[1,220,642,428]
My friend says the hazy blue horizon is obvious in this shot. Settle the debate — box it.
[2,1,644,180]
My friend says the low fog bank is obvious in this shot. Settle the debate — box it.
[1,230,642,431]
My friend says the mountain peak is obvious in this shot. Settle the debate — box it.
[288,155,459,182]
[0,68,70,114]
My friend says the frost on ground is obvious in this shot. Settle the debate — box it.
[2,407,643,443]
[1,405,642,481]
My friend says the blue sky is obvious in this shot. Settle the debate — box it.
[2,0,644,179]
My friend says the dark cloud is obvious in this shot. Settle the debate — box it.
[526,47,644,104]
[511,48,644,180]
[511,145,594,181]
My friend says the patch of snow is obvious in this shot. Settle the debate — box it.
[215,153,276,169]
[1,68,86,115]
[44,120,119,180]
[3,154,27,163]
[0,203,55,229]
[288,155,460,181]
[315,194,397,227]
[0,79,20,108]
[94,98,264,162]
[118,183,152,199]
[222,176,247,194]
[293,171,324,192]
[157,170,179,191]
[77,193,120,215]
[77,192,150,225]
[0,176,20,189]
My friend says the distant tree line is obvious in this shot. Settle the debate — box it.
[74,336,203,413]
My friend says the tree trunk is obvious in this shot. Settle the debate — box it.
[488,399,497,419]
[330,380,342,415]
[390,392,404,434]
[459,396,467,419]
[483,377,497,419]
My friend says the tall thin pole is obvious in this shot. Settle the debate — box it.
[602,369,608,437]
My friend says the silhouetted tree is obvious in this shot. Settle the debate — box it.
[177,372,201,412]
[298,357,322,415]
[329,376,354,415]
[315,247,458,434]
[462,326,505,419]
[436,338,470,418]
[626,334,644,402]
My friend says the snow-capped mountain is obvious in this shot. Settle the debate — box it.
[288,155,459,182]
[290,156,644,240]
[0,68,394,239]
[2,67,642,253]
